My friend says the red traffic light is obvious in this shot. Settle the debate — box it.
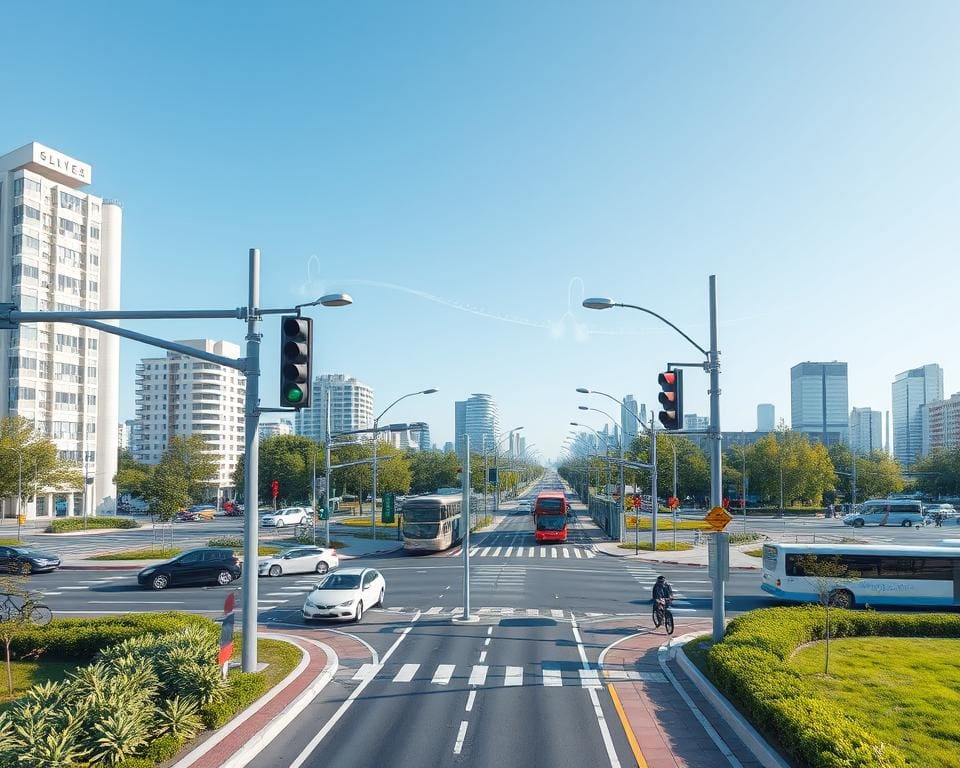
[657,368,683,430]
[271,479,279,499]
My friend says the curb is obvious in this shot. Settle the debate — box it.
[669,640,790,768]
[592,550,761,570]
[62,563,144,570]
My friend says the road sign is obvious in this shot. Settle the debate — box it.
[218,592,236,666]
[317,507,329,521]
[704,505,733,531]
[382,492,395,524]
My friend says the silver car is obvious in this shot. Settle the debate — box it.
[302,567,385,622]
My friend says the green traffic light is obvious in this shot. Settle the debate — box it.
[285,388,304,403]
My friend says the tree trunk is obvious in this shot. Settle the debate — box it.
[5,640,12,694]
[824,605,831,675]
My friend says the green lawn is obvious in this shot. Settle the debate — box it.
[790,637,960,767]
[743,547,763,557]
[618,541,693,552]
[87,545,281,560]
[624,516,708,531]
[0,659,76,709]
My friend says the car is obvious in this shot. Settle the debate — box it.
[924,504,960,524]
[258,546,339,577]
[842,499,924,528]
[516,500,531,513]
[261,507,308,528]
[302,567,385,622]
[0,545,61,574]
[137,548,241,590]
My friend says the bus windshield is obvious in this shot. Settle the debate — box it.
[403,522,439,539]
[537,498,564,512]
[536,515,567,531]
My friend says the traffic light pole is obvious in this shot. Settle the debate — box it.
[707,275,726,642]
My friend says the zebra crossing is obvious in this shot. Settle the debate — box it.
[466,545,596,559]
[348,661,669,688]
[622,562,709,613]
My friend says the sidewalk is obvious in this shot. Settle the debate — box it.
[601,618,765,768]
[593,539,762,569]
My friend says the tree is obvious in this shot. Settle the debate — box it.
[796,554,859,674]
[628,434,710,502]
[115,450,152,498]
[144,436,218,521]
[233,435,324,504]
[408,451,460,494]
[0,572,41,693]
[743,431,836,507]
[0,416,83,511]
[912,448,960,496]
[829,444,905,501]
[144,461,191,522]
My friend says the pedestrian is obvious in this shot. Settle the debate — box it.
[935,510,944,527]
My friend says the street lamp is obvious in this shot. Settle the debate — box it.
[371,388,437,540]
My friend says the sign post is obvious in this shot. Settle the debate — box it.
[382,492,395,525]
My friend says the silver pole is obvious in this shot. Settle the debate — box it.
[650,413,658,552]
[462,435,471,620]
[16,453,22,542]
[242,248,262,672]
[618,435,625,544]
[482,436,487,516]
[708,274,726,643]
[673,439,678,550]
[371,421,378,540]
[325,390,331,547]
[311,450,317,546]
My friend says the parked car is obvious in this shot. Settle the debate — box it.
[177,504,216,521]
[137,548,241,590]
[842,499,924,527]
[302,567,385,622]
[0,545,61,574]
[258,546,339,577]
[261,507,308,528]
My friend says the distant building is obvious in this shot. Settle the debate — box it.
[259,419,293,440]
[923,392,960,454]
[622,395,639,447]
[416,423,431,451]
[849,408,883,454]
[791,361,849,445]
[683,414,709,432]
[455,394,498,453]
[518,436,526,456]
[118,420,134,452]
[757,404,775,432]
[295,374,373,441]
[892,363,943,465]
[443,441,454,454]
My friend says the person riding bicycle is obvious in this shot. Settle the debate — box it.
[652,575,674,605]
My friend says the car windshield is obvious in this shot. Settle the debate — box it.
[10,547,40,556]
[317,574,361,590]
[536,515,567,531]
[284,549,315,558]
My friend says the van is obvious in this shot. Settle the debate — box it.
[842,499,924,528]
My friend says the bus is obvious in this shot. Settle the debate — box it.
[761,542,960,609]
[534,492,568,543]
[401,495,463,553]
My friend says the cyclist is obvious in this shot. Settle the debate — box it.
[652,574,674,606]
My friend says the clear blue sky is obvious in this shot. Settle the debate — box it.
[4,2,958,460]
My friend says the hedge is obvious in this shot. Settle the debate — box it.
[705,608,960,767]
[46,516,140,532]
[10,612,218,660]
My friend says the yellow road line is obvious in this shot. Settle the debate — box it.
[607,682,648,768]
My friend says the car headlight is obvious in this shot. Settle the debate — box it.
[140,568,156,576]
[338,599,356,607]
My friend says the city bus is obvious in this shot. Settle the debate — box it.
[761,542,960,609]
[401,495,463,553]
[534,492,568,543]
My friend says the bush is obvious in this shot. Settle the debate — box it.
[46,516,140,533]
[705,608,960,767]
[143,732,183,761]
[201,672,268,729]
[207,536,242,548]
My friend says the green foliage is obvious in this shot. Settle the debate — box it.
[47,516,140,533]
[829,444,905,500]
[234,434,324,504]
[145,435,220,521]
[408,451,461,493]
[87,547,180,561]
[201,672,267,728]
[143,732,184,762]
[729,430,837,506]
[617,541,694,551]
[911,446,960,496]
[0,416,83,505]
[704,607,960,767]
[114,450,153,499]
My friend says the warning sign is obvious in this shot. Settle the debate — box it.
[703,506,733,532]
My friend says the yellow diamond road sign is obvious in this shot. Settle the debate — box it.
[704,506,733,531]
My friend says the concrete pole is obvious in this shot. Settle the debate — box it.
[708,274,726,643]
[324,390,331,547]
[241,248,262,672]
[462,435,471,620]
[650,414,658,551]
[618,436,625,544]
[371,421,378,540]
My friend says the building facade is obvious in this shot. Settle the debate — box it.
[757,403,775,432]
[417,423,431,451]
[134,340,245,496]
[462,393,499,453]
[922,392,960,455]
[790,361,849,445]
[621,395,640,447]
[892,363,943,466]
[295,374,373,441]
[258,419,293,440]
[849,407,883,455]
[454,400,467,450]
[683,413,709,431]
[0,142,121,519]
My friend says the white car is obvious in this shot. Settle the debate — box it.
[516,500,531,513]
[261,507,308,528]
[302,567,385,623]
[258,546,339,577]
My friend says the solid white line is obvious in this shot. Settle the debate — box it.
[487,626,493,635]
[503,666,523,686]
[453,720,469,755]
[87,600,184,605]
[287,619,417,768]
[573,618,621,768]
[393,664,419,682]
[59,586,88,590]
[469,665,488,686]
[465,690,476,712]
[432,664,455,685]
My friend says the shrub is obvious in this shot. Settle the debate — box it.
[143,732,184,762]
[46,516,140,533]
[201,672,268,729]
[207,536,242,547]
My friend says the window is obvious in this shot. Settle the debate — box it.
[87,366,97,378]
[87,394,97,406]
[56,245,83,267]
[14,177,41,196]
[12,263,40,283]
[57,274,82,295]
[58,218,83,239]
[12,233,40,254]
[24,205,40,222]
[59,191,84,213]
[7,386,36,405]
[87,338,98,350]
[54,362,82,383]
[87,280,98,294]
[55,333,81,353]
[89,226,100,240]
[8,355,37,373]
[54,391,79,410]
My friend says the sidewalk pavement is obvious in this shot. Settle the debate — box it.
[593,539,762,569]
[602,618,765,768]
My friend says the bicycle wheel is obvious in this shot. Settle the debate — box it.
[652,604,663,628]
[664,610,674,635]
[29,605,52,626]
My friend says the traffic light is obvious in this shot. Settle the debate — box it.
[279,315,312,408]
[657,369,683,430]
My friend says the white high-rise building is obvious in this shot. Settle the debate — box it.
[463,393,499,453]
[621,395,639,447]
[757,404,775,432]
[295,374,373,441]
[118,419,135,451]
[923,393,960,454]
[683,414,710,431]
[0,142,121,519]
[849,407,883,455]
[893,363,943,465]
[134,340,245,495]
[790,362,849,444]
[258,419,293,440]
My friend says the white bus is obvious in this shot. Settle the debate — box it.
[401,495,464,553]
[761,542,960,609]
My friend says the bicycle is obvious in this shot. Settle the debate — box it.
[0,592,52,626]
[652,597,674,635]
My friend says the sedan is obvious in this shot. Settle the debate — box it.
[0,545,61,574]
[261,507,308,528]
[516,500,531,513]
[137,547,241,590]
[259,546,339,577]
[302,567,385,622]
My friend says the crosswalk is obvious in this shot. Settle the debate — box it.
[348,661,669,688]
[465,545,596,559]
[622,562,709,613]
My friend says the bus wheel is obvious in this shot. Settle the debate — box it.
[828,589,854,609]
[852,519,864,528]
[901,520,912,527]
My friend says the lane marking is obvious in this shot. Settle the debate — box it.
[551,609,563,618]
[351,663,380,682]
[551,549,558,558]
[505,547,513,557]
[432,664,455,685]
[573,618,621,768]
[539,549,546,558]
[425,606,444,615]
[465,690,476,711]
[87,600,184,605]
[486,626,493,636]
[579,669,602,688]
[608,683,648,768]
[287,616,417,768]
[469,665,488,686]
[542,665,562,687]
[453,720,469,755]
[393,664,419,682]
[503,666,523,686]
[480,547,491,556]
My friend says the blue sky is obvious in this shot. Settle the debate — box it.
[3,2,958,460]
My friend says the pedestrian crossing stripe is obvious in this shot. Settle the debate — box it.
[467,545,595,559]
[346,663,670,687]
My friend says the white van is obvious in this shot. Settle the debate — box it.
[842,499,924,528]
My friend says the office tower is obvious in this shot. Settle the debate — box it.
[135,340,245,497]
[417,423,431,451]
[295,374,373,441]
[443,441,454,454]
[518,436,526,455]
[454,400,466,450]
[462,393,499,452]
[790,362,849,444]
[0,142,121,518]
[756,404,775,432]
[922,392,959,454]
[892,364,943,465]
[849,407,883,454]
[683,414,709,431]
[621,395,639,447]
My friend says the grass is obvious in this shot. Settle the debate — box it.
[337,517,399,528]
[683,634,714,676]
[617,541,694,552]
[471,516,493,531]
[229,636,303,688]
[790,637,960,767]
[86,544,281,561]
[0,659,77,710]
[0,539,25,545]
[624,516,709,531]
[743,547,763,557]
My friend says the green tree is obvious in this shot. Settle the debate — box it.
[144,436,219,520]
[233,435,324,504]
[114,449,152,498]
[408,451,461,493]
[912,448,960,496]
[376,445,412,495]
[796,554,859,674]
[744,430,836,506]
[829,444,905,501]
[628,434,710,502]
[144,461,191,522]
[0,416,83,512]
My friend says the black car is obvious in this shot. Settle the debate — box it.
[137,548,241,590]
[0,545,61,574]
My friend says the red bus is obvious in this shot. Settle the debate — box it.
[534,492,568,543]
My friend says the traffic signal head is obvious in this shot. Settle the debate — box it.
[657,369,683,430]
[279,316,312,408]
